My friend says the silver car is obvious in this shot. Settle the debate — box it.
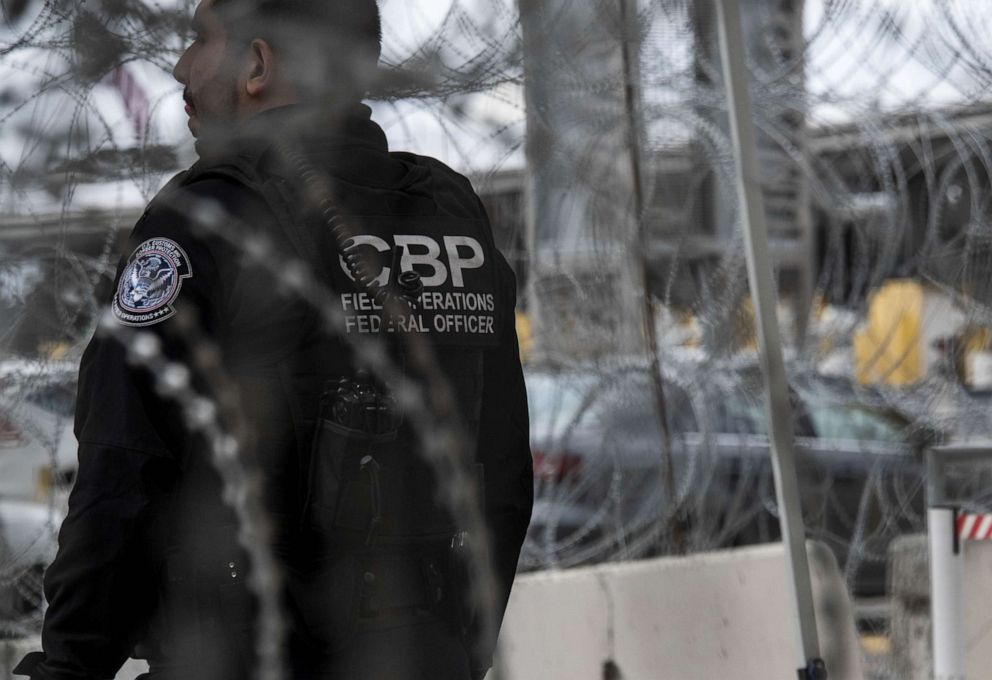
[521,364,934,596]
[0,499,63,635]
[0,360,78,501]
[0,360,76,635]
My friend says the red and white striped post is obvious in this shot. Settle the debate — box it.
[957,512,992,541]
[928,444,992,680]
[931,509,992,679]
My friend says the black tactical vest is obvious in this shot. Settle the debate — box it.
[171,132,500,552]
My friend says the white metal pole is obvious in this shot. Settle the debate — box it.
[930,506,966,680]
[713,1,824,675]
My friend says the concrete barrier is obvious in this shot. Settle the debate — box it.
[891,535,992,678]
[888,534,930,680]
[962,540,992,675]
[3,542,865,680]
[494,542,864,680]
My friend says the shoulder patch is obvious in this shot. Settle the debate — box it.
[112,238,193,327]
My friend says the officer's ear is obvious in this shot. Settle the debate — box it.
[244,38,279,98]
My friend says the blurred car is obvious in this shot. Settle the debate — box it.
[521,363,936,596]
[0,499,63,633]
[523,365,698,566]
[0,360,79,501]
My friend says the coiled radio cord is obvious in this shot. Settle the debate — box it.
[277,141,424,309]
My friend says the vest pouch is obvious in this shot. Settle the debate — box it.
[305,417,398,538]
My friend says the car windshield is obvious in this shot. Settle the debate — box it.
[526,370,910,444]
[526,370,699,442]
[804,403,907,442]
[703,377,905,442]
[709,393,767,435]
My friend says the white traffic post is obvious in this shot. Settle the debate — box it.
[713,1,825,678]
[929,506,966,680]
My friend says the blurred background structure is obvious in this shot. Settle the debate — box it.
[4,0,992,678]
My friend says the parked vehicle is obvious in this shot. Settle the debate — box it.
[0,361,76,634]
[0,360,78,501]
[521,363,936,596]
[0,499,63,634]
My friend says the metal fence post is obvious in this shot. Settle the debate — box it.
[713,1,825,677]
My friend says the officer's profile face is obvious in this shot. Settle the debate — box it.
[172,0,240,138]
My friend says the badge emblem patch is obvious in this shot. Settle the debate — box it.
[112,238,192,327]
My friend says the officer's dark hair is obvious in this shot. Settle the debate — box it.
[212,0,382,101]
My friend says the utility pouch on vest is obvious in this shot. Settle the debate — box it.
[304,375,400,543]
[305,419,399,542]
[303,374,483,547]
[304,374,464,545]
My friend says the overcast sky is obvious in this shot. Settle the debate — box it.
[1,0,989,214]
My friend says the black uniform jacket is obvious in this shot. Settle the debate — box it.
[16,104,533,680]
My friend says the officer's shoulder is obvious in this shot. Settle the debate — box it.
[142,174,269,233]
[391,152,471,186]
[171,173,267,215]
[391,151,486,218]
[127,176,261,259]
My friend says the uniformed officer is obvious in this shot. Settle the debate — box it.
[15,1,533,678]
